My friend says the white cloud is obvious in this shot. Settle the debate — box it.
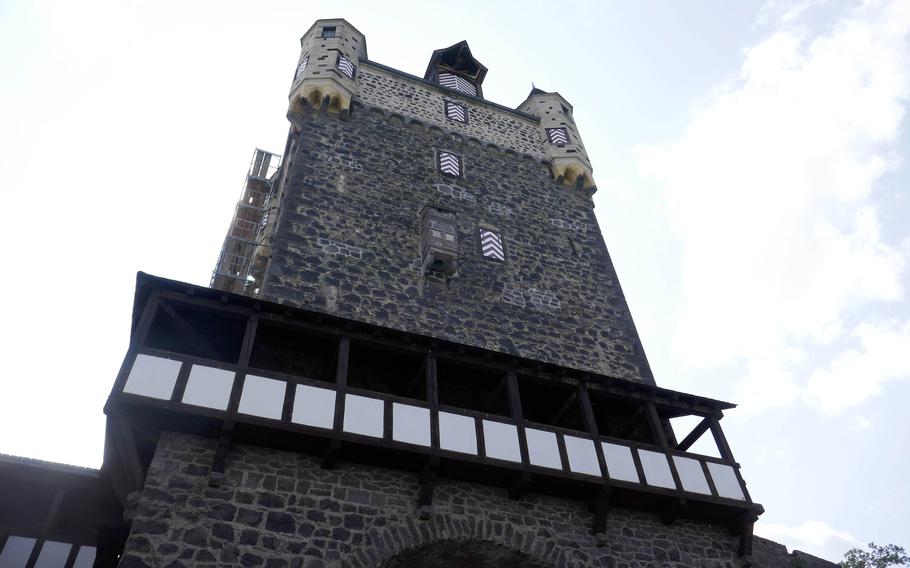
[757,520,858,562]
[637,0,910,413]
[805,320,910,414]
[846,415,872,431]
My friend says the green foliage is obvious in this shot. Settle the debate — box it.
[840,543,910,568]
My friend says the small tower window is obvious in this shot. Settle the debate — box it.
[295,55,309,80]
[437,150,463,177]
[479,228,505,262]
[547,128,569,145]
[336,54,356,79]
[444,101,468,123]
[438,72,477,96]
[321,26,337,38]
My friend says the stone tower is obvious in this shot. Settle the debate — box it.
[219,19,655,384]
[70,17,833,568]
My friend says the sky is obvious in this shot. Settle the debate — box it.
[1,0,908,562]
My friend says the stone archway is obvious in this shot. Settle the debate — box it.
[379,539,555,568]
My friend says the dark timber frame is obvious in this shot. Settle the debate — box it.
[100,273,763,561]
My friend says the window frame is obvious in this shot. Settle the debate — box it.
[321,26,337,38]
[336,53,356,79]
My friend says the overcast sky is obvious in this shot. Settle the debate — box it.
[1,0,908,562]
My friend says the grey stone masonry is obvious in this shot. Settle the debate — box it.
[119,432,824,568]
[356,64,543,159]
[261,105,654,383]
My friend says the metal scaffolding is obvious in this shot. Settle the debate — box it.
[211,148,282,296]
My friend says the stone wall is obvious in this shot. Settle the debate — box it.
[356,64,544,159]
[120,432,823,568]
[261,105,654,383]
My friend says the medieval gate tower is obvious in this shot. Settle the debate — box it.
[0,17,829,568]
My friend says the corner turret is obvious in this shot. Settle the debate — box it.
[517,88,596,198]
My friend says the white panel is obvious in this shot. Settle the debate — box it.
[123,354,181,400]
[392,403,431,446]
[525,428,562,469]
[482,420,521,462]
[602,442,640,483]
[35,541,72,568]
[343,394,384,438]
[639,449,677,489]
[673,456,712,495]
[182,365,234,410]
[707,462,746,500]
[291,384,336,429]
[563,435,601,476]
[73,547,97,568]
[237,375,285,420]
[0,536,36,568]
[438,412,477,454]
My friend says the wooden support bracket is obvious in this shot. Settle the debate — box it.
[738,518,756,558]
[660,498,686,525]
[418,457,439,520]
[590,486,611,541]
[208,422,235,487]
[508,472,532,501]
[321,439,342,470]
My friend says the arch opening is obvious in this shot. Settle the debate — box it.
[379,538,553,568]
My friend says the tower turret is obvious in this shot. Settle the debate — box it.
[288,18,366,116]
[517,88,596,197]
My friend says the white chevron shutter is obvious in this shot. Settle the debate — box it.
[438,72,477,96]
[444,101,467,123]
[479,229,505,262]
[336,54,356,79]
[437,151,462,177]
[295,55,309,81]
[547,127,569,144]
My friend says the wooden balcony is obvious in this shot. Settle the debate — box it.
[103,273,763,556]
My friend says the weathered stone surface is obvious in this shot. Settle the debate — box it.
[119,432,830,567]
[261,106,654,383]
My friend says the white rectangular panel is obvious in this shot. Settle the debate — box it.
[237,374,285,420]
[602,442,640,483]
[439,412,477,454]
[182,365,235,410]
[343,394,384,438]
[639,449,677,489]
[291,384,336,429]
[482,420,521,463]
[673,456,712,495]
[0,536,36,568]
[392,403,431,447]
[525,428,562,469]
[123,354,181,400]
[707,462,746,500]
[35,541,72,568]
[73,547,97,568]
[563,435,601,476]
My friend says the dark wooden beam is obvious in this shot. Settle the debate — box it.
[508,472,532,501]
[709,418,735,462]
[660,498,685,525]
[426,352,440,450]
[107,416,144,492]
[331,337,351,437]
[506,370,530,470]
[550,391,578,426]
[158,301,222,358]
[738,519,755,558]
[418,457,439,519]
[481,374,508,413]
[321,439,341,469]
[591,488,611,538]
[676,417,711,451]
[208,422,235,487]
